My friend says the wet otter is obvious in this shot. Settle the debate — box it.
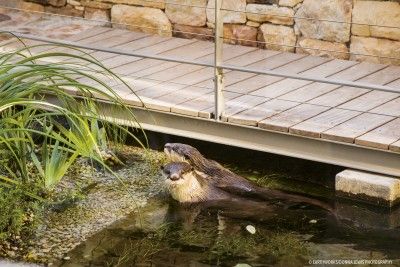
[163,143,333,211]
[162,162,231,203]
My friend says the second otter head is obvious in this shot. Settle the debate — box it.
[164,143,205,166]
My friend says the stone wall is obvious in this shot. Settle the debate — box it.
[18,0,400,65]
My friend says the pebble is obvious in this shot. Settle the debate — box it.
[309,219,318,224]
[246,225,256,234]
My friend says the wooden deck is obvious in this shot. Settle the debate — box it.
[2,24,400,166]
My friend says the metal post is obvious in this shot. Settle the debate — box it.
[214,0,224,121]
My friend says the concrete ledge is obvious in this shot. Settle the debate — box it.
[336,169,400,207]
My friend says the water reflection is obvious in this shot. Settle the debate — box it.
[57,195,400,267]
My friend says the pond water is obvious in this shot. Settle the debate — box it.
[56,185,400,266]
[51,139,400,266]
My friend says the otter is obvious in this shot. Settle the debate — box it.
[162,162,231,203]
[163,143,333,212]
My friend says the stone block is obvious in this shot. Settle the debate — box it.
[336,169,400,207]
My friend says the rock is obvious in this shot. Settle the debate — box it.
[246,20,260,27]
[246,4,294,25]
[91,0,165,9]
[206,0,246,24]
[84,7,110,24]
[165,0,207,27]
[48,0,66,7]
[173,24,214,41]
[295,0,352,43]
[258,23,296,52]
[19,1,45,12]
[352,1,400,42]
[246,225,256,234]
[297,38,349,60]
[224,24,257,47]
[350,36,400,66]
[45,5,84,16]
[67,0,80,6]
[111,5,172,37]
[279,0,303,7]
[81,1,112,9]
[247,0,278,4]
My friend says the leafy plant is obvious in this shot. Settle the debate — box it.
[0,36,145,239]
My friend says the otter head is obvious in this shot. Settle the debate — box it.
[164,143,205,168]
[161,161,208,203]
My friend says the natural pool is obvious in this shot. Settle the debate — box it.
[54,163,400,267]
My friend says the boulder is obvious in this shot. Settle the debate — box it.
[258,23,296,52]
[352,1,400,41]
[246,4,294,25]
[19,1,45,12]
[223,24,257,46]
[111,5,172,36]
[279,0,303,7]
[350,36,400,66]
[165,0,207,27]
[173,24,214,41]
[206,0,246,24]
[296,38,349,59]
[81,1,112,9]
[295,0,352,43]
[45,5,83,16]
[84,7,110,24]
[92,0,165,9]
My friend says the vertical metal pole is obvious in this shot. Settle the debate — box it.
[214,0,224,121]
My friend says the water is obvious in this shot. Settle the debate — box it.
[56,194,400,267]
[54,139,400,266]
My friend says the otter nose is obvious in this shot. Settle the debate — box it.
[169,173,180,181]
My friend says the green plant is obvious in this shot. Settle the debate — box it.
[0,37,144,239]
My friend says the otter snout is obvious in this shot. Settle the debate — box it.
[161,162,193,182]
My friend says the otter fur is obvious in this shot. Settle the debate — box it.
[163,143,333,212]
[162,162,230,203]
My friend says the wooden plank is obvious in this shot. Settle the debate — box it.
[228,99,299,126]
[133,37,196,54]
[299,59,359,78]
[321,113,394,143]
[155,86,212,106]
[250,78,312,98]
[143,64,204,82]
[389,139,400,153]
[103,55,143,69]
[327,62,388,81]
[355,118,400,150]
[272,56,331,74]
[197,43,256,65]
[136,81,187,99]
[386,78,400,92]
[246,52,306,70]
[338,90,399,112]
[357,66,400,85]
[307,86,369,107]
[173,67,214,85]
[370,97,400,117]
[66,27,111,42]
[161,40,214,60]
[226,74,282,94]
[289,108,361,138]
[279,82,340,102]
[89,32,150,60]
[221,94,267,121]
[223,49,281,67]
[171,91,240,118]
[258,104,330,132]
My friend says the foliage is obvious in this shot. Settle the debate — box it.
[0,39,143,241]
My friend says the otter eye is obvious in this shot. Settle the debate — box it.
[160,165,164,170]
[184,155,189,160]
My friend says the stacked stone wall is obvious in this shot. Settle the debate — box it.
[14,0,400,65]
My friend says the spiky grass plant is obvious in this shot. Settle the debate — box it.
[0,38,143,238]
